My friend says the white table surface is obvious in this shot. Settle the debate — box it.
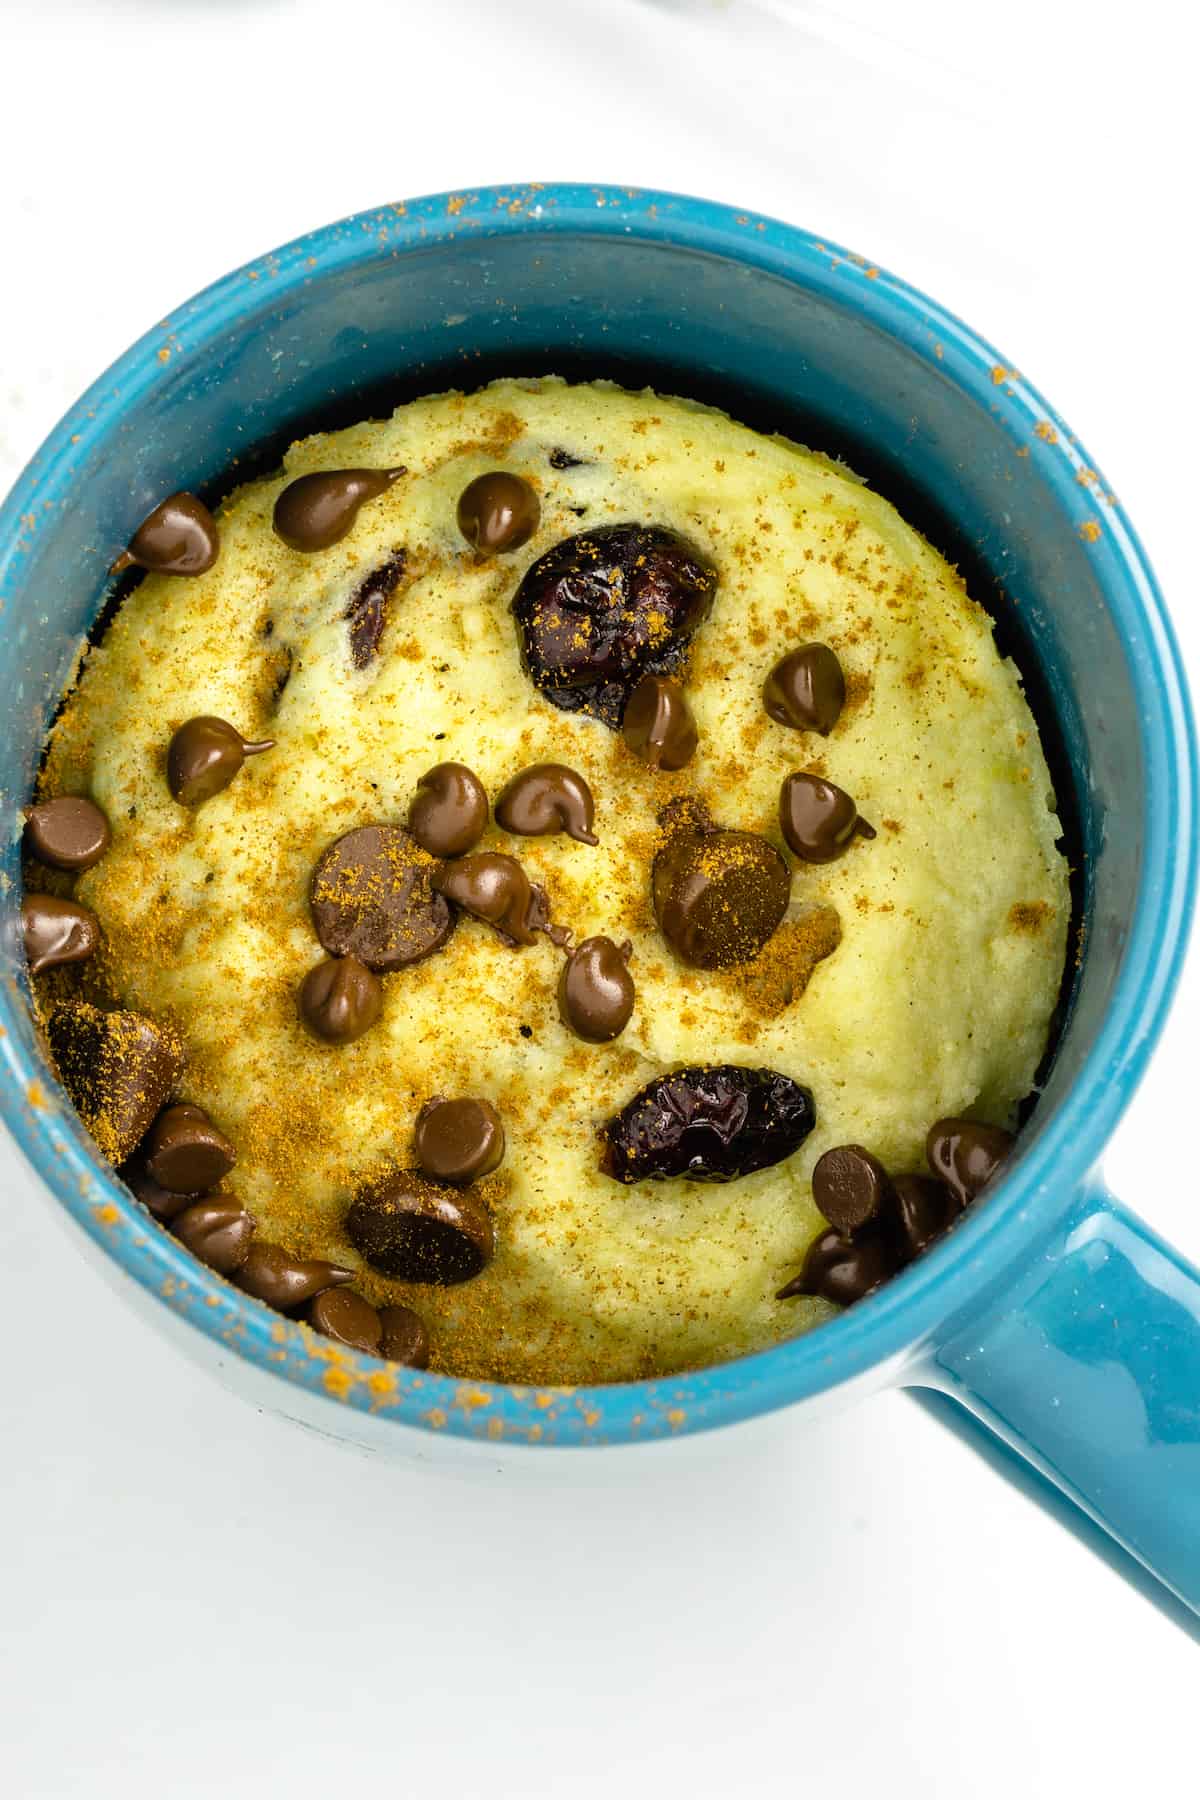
[2,1,1197,1793]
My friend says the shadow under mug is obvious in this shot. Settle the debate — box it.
[1,185,1198,1623]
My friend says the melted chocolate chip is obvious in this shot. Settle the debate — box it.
[23,796,111,871]
[777,1225,896,1304]
[512,523,717,727]
[779,772,875,863]
[601,1064,815,1184]
[235,1243,353,1310]
[310,825,455,971]
[926,1118,1013,1206]
[763,644,845,735]
[457,472,540,554]
[272,467,404,552]
[308,1287,383,1353]
[21,894,99,976]
[414,1096,505,1184]
[167,716,274,806]
[891,1173,960,1257]
[111,493,219,577]
[345,548,407,668]
[432,852,540,946]
[298,955,383,1044]
[379,1304,430,1367]
[494,764,598,845]
[811,1144,889,1234]
[47,1001,185,1166]
[558,936,635,1042]
[406,762,489,858]
[549,447,587,469]
[145,1102,236,1194]
[621,673,698,771]
[347,1171,495,1284]
[173,1195,256,1274]
[652,825,790,969]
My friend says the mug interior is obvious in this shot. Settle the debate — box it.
[0,186,1191,1446]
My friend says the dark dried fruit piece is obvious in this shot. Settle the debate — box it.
[345,548,407,668]
[47,1001,185,1166]
[600,1064,815,1184]
[512,523,717,727]
[346,1170,495,1284]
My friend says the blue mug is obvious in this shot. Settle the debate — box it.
[2,186,1198,1620]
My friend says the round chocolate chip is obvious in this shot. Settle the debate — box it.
[23,796,111,871]
[173,1195,256,1274]
[111,492,219,577]
[811,1144,889,1234]
[167,716,274,807]
[432,852,538,946]
[414,1096,505,1184]
[652,825,790,969]
[308,1287,384,1353]
[621,674,698,771]
[457,471,540,554]
[123,1161,197,1221]
[763,644,845,735]
[926,1118,1013,1207]
[273,467,405,552]
[777,1225,896,1305]
[310,825,455,971]
[21,894,99,976]
[779,772,875,863]
[46,1002,185,1167]
[235,1243,353,1310]
[298,955,383,1045]
[557,936,635,1042]
[891,1173,960,1257]
[145,1102,236,1194]
[407,762,489,858]
[346,1171,495,1284]
[379,1304,430,1368]
[494,764,598,845]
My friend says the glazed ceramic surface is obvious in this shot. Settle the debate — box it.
[1,186,1196,1612]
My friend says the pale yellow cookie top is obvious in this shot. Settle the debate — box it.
[42,377,1070,1383]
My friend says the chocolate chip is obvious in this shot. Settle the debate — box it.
[652,825,790,969]
[345,548,407,668]
[891,1173,960,1257]
[235,1243,353,1310]
[173,1195,256,1274]
[308,1287,383,1353]
[811,1144,888,1233]
[167,716,274,806]
[310,825,455,971]
[414,1096,505,1184]
[549,447,587,469]
[47,1001,185,1165]
[379,1304,430,1367]
[347,1171,495,1284]
[777,1225,895,1304]
[23,796,111,871]
[926,1118,1013,1206]
[111,492,219,577]
[558,936,635,1042]
[512,523,717,727]
[779,772,875,863]
[21,894,99,976]
[272,467,405,552]
[432,852,539,946]
[406,762,489,858]
[457,472,540,554]
[621,673,698,771]
[298,955,383,1045]
[122,1161,197,1221]
[763,644,845,735]
[601,1064,815,1184]
[144,1102,236,1194]
[494,764,598,845]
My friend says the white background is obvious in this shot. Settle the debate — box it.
[2,1,1197,1793]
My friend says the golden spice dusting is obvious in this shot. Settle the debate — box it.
[38,378,1069,1384]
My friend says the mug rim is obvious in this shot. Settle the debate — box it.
[1,182,1194,1447]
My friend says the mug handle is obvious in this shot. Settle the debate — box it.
[912,1176,1200,1626]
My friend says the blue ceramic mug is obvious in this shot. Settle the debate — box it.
[2,186,1198,1618]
